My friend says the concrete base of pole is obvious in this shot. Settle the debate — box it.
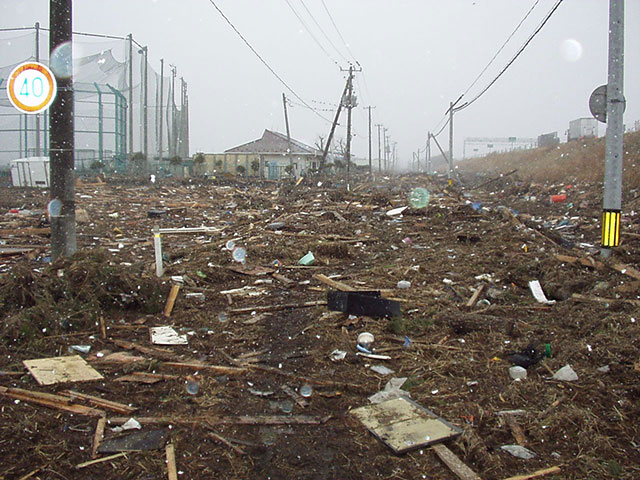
[50,215,77,260]
[600,247,612,258]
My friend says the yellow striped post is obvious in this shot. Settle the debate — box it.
[601,210,621,248]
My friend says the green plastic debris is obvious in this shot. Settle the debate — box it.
[298,251,315,266]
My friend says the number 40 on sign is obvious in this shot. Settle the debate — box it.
[6,61,57,114]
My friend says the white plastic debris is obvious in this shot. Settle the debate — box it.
[528,280,556,305]
[501,444,536,459]
[397,280,411,289]
[111,417,141,432]
[330,350,347,362]
[370,365,395,375]
[368,377,412,404]
[553,364,579,382]
[150,326,188,345]
[509,366,527,380]
[597,365,611,373]
[386,206,408,216]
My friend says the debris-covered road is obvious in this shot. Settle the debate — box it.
[0,172,639,479]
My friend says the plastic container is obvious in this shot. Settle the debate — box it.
[409,187,430,209]
[298,251,315,266]
[550,194,567,203]
[397,280,411,289]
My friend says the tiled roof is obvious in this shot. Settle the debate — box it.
[224,130,320,155]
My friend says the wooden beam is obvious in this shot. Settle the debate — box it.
[502,466,562,480]
[166,443,178,480]
[431,443,482,480]
[313,273,356,291]
[163,284,181,317]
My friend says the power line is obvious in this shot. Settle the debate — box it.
[206,0,332,124]
[462,0,541,97]
[284,0,339,67]
[299,0,350,66]
[320,0,360,66]
[456,0,564,112]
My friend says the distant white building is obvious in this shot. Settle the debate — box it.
[463,137,536,159]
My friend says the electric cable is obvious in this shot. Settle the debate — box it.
[456,0,564,112]
[299,0,351,66]
[462,0,541,98]
[320,0,360,67]
[284,0,340,67]
[206,0,332,124]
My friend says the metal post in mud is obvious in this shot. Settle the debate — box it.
[600,0,625,258]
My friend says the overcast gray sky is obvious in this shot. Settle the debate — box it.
[2,0,639,168]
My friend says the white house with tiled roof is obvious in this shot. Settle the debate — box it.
[202,130,322,180]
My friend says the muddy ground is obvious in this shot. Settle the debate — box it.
[0,171,638,480]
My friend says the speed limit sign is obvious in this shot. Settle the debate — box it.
[6,61,57,114]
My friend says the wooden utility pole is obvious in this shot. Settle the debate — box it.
[49,0,76,259]
[365,106,375,176]
[426,134,431,174]
[320,77,350,173]
[375,123,382,173]
[35,22,41,157]
[282,93,295,178]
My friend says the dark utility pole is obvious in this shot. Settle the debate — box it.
[365,105,375,176]
[601,0,625,257]
[375,123,382,173]
[49,0,76,259]
[35,22,41,157]
[282,93,294,178]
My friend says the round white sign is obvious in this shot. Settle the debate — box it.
[6,62,57,114]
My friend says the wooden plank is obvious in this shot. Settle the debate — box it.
[502,466,562,480]
[0,386,104,417]
[466,284,486,308]
[163,284,181,317]
[23,355,103,385]
[92,416,107,458]
[313,273,356,291]
[112,339,179,360]
[58,390,137,415]
[431,443,482,480]
[572,293,640,307]
[75,452,127,469]
[229,300,326,315]
[162,362,247,375]
[166,443,178,480]
[109,415,329,426]
[115,372,179,384]
[351,398,461,454]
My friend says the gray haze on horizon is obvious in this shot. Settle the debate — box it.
[1,0,639,169]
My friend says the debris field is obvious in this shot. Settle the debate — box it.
[0,170,639,480]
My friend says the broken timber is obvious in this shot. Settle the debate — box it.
[0,387,104,417]
[431,443,482,480]
[109,415,330,426]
